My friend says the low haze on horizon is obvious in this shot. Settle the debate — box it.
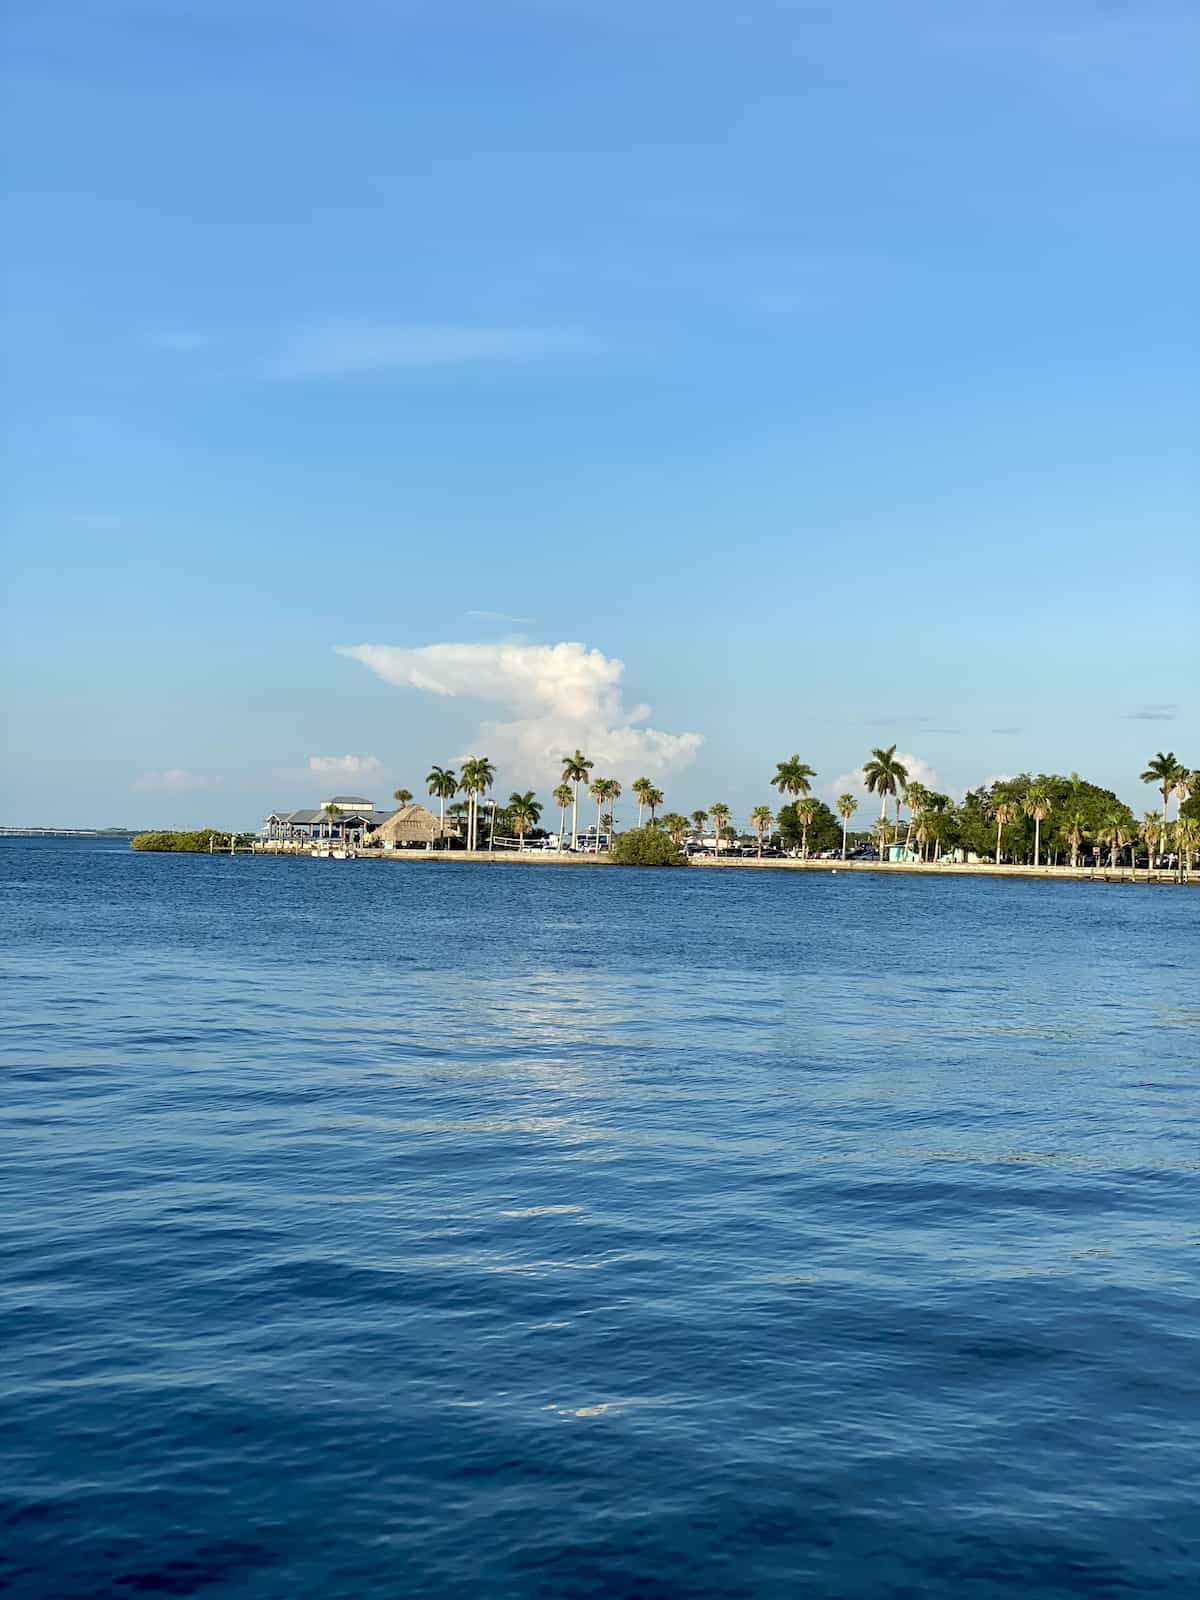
[2,0,1197,828]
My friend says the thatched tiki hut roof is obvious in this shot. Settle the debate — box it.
[374,803,447,846]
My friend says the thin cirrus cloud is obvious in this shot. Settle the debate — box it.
[1122,704,1177,722]
[141,321,602,380]
[132,768,223,793]
[336,639,702,787]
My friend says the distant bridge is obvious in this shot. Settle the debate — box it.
[0,827,137,838]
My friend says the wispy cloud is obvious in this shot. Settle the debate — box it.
[271,321,596,378]
[991,725,1021,735]
[1123,704,1177,722]
[142,320,602,380]
[336,639,702,786]
[138,329,224,355]
[307,754,383,779]
[132,768,223,793]
[466,609,533,625]
[929,2,1200,129]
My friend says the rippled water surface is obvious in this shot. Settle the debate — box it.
[2,838,1198,1598]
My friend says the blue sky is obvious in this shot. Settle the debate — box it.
[2,0,1196,828]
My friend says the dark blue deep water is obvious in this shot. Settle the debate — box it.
[2,838,1198,1598]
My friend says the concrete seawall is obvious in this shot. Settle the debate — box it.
[687,856,1194,885]
[252,843,1195,885]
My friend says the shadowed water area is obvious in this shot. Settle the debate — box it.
[1,837,1197,1598]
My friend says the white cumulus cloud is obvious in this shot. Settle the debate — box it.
[132,768,223,793]
[336,640,702,786]
[307,755,383,779]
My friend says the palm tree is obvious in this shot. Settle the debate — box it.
[1024,782,1052,868]
[1175,816,1199,875]
[990,790,1016,865]
[552,783,572,848]
[425,766,457,849]
[586,777,605,849]
[508,791,542,847]
[709,802,731,854]
[457,763,477,851]
[1063,807,1087,870]
[661,813,690,848]
[1141,752,1182,829]
[772,756,816,816]
[609,779,623,835]
[1100,809,1132,871]
[1141,813,1163,874]
[750,805,773,857]
[872,816,892,858]
[393,788,413,807]
[321,802,341,842]
[601,778,621,844]
[459,763,479,851]
[460,756,495,851]
[690,809,708,841]
[926,795,951,863]
[590,777,620,850]
[794,797,817,859]
[901,781,929,853]
[863,745,908,859]
[561,751,593,850]
[631,777,653,827]
[836,793,857,859]
[645,786,664,821]
[1173,768,1194,819]
[913,809,937,862]
[1117,811,1134,871]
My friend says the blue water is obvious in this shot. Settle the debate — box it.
[2,838,1198,1598]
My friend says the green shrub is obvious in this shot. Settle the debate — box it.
[610,827,686,867]
[131,829,248,852]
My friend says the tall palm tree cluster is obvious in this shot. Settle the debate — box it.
[386,747,1197,868]
[407,751,626,852]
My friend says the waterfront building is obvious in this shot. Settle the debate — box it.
[261,795,393,843]
[261,795,455,847]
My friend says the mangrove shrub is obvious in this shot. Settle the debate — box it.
[131,830,251,852]
[610,827,686,867]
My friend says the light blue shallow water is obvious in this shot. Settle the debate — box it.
[1,838,1197,1598]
